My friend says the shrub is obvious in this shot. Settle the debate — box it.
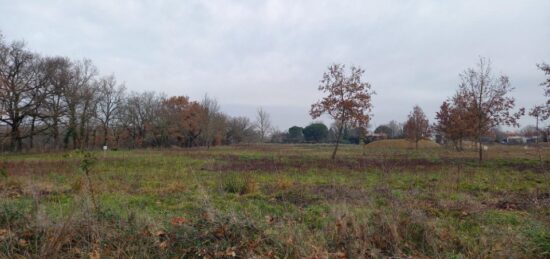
[221,173,257,195]
[275,178,293,190]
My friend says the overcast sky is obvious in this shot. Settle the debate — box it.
[1,0,549,131]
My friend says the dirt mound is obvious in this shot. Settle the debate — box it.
[365,139,440,149]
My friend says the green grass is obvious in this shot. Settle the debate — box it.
[1,144,549,258]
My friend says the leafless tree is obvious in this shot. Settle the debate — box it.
[42,56,72,149]
[227,116,257,144]
[200,94,221,149]
[539,63,550,99]
[63,59,97,149]
[96,75,125,147]
[0,39,45,151]
[122,91,162,148]
[255,107,272,142]
[387,120,403,139]
[529,105,546,143]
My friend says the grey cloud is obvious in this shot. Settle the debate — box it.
[1,0,548,130]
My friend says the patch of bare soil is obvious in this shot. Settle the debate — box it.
[2,160,75,175]
[495,192,550,211]
[1,157,123,176]
[502,161,550,174]
[201,155,444,173]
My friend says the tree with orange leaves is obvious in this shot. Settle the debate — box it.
[310,64,375,159]
[458,58,524,162]
[404,105,430,150]
[161,96,202,147]
[434,89,476,151]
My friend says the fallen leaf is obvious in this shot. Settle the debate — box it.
[70,247,82,257]
[0,229,11,241]
[170,217,186,226]
[159,240,169,249]
[214,225,227,238]
[265,215,274,223]
[88,249,100,259]
[225,248,236,257]
[18,239,28,247]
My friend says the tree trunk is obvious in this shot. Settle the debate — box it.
[10,125,20,152]
[91,128,97,149]
[103,125,109,147]
[331,124,344,160]
[478,137,483,163]
[536,117,539,144]
[52,119,59,150]
[65,108,77,149]
[29,116,36,150]
[83,125,90,149]
[415,139,419,150]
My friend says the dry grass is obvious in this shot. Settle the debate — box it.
[1,144,549,258]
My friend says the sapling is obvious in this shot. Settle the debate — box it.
[74,150,99,214]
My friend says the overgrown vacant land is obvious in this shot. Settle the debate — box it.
[1,143,550,258]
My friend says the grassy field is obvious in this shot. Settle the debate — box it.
[1,143,549,258]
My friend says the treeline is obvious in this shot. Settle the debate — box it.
[2,32,549,156]
[271,122,359,144]
[0,33,271,152]
[271,121,404,144]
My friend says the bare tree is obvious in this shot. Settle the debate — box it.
[459,57,524,162]
[255,107,272,142]
[96,75,125,147]
[404,105,430,149]
[79,81,99,149]
[0,39,45,151]
[42,56,72,149]
[122,91,163,148]
[310,64,375,159]
[386,120,403,139]
[539,63,550,99]
[200,94,221,149]
[64,59,97,149]
[529,105,546,143]
[527,63,550,145]
[227,116,257,144]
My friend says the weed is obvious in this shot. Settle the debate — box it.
[221,173,258,195]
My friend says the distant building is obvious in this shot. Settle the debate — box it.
[479,136,494,144]
[365,132,387,143]
[506,136,526,145]
[525,136,541,144]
